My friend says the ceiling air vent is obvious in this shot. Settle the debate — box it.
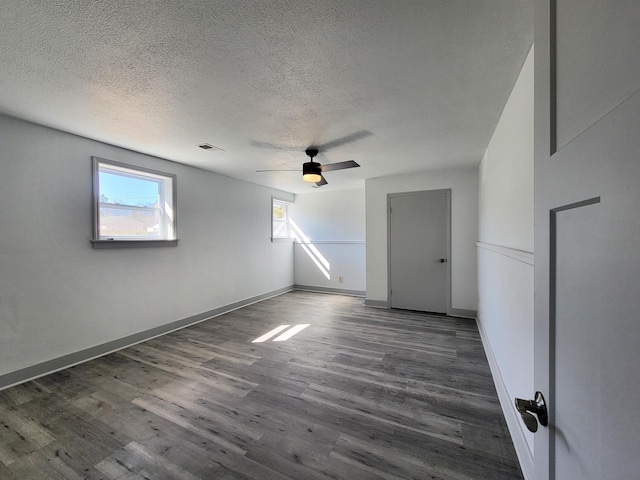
[197,143,224,151]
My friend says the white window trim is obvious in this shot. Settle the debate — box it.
[91,156,178,248]
[271,197,294,242]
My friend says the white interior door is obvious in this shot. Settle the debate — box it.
[534,1,640,478]
[388,190,450,313]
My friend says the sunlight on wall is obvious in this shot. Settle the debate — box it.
[289,218,330,279]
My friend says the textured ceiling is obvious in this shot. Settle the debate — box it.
[0,0,532,194]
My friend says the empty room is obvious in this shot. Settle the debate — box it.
[1,1,638,479]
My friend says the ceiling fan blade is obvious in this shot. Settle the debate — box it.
[316,130,372,151]
[320,160,360,172]
[255,169,300,172]
[314,176,328,187]
[250,140,302,151]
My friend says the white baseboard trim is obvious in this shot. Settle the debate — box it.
[363,298,389,308]
[449,308,476,318]
[0,285,295,392]
[293,285,366,297]
[361,300,477,318]
[476,314,534,480]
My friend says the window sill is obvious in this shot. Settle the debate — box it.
[91,239,179,249]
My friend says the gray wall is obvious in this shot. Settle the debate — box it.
[289,188,365,295]
[0,114,294,378]
[476,46,534,478]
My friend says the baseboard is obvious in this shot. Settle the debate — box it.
[293,285,365,297]
[476,314,534,480]
[363,299,389,308]
[0,285,294,392]
[449,308,477,319]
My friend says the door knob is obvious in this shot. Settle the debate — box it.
[436,258,447,263]
[515,391,548,433]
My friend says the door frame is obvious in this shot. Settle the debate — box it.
[387,189,452,314]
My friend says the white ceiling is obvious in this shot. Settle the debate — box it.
[0,0,532,194]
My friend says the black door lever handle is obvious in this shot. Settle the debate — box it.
[515,391,548,433]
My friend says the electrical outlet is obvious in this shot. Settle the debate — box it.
[339,276,344,283]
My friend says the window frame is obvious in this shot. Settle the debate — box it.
[91,156,178,248]
[271,197,293,242]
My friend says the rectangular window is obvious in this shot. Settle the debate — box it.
[92,157,177,246]
[272,198,292,240]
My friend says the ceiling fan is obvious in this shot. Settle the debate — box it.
[253,130,370,187]
[256,147,359,187]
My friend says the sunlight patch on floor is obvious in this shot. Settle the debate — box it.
[251,324,311,343]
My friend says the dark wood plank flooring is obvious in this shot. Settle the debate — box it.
[0,291,523,479]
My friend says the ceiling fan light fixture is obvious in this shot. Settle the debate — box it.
[302,161,322,183]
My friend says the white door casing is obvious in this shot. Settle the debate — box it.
[388,190,451,313]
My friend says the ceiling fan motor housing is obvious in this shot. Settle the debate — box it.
[302,147,322,182]
[302,160,322,182]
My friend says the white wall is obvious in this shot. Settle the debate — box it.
[365,167,478,312]
[476,45,534,477]
[289,189,365,294]
[0,114,294,377]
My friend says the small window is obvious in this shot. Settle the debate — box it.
[92,157,177,246]
[272,198,292,240]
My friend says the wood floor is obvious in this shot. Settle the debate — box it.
[0,291,523,479]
